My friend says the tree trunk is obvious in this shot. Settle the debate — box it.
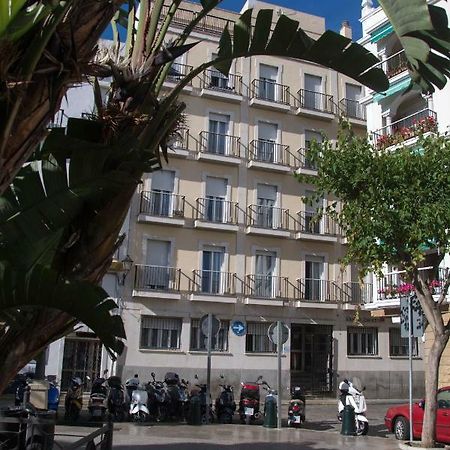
[34,350,47,379]
[421,330,448,447]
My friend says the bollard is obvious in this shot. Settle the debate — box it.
[263,396,277,428]
[340,404,356,436]
[188,396,202,425]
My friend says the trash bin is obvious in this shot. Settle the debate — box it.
[340,404,356,436]
[28,380,49,410]
[263,396,277,428]
[188,396,202,425]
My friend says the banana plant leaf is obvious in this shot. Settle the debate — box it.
[378,0,450,93]
[0,262,125,357]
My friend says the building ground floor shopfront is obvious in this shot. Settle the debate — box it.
[116,296,425,399]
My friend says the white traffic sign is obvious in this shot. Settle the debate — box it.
[200,314,221,337]
[400,295,424,338]
[268,322,289,345]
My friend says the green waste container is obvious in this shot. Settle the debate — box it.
[188,396,202,425]
[340,404,356,436]
[263,396,277,428]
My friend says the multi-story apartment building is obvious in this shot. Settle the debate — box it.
[101,0,424,399]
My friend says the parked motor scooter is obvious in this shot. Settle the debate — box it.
[164,372,183,421]
[64,377,84,422]
[191,375,213,424]
[287,385,306,427]
[128,380,149,422]
[146,372,169,421]
[47,379,60,412]
[239,376,263,425]
[262,381,278,423]
[88,376,108,420]
[337,378,369,435]
[215,375,236,424]
[107,376,126,422]
[179,378,190,422]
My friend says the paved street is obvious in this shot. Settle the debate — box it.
[54,403,402,449]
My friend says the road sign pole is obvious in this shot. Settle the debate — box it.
[206,313,212,425]
[277,320,282,429]
[408,295,413,442]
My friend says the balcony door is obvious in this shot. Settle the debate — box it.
[150,170,175,216]
[345,83,362,118]
[304,74,323,110]
[202,247,225,294]
[205,176,227,223]
[305,256,325,301]
[146,240,171,290]
[210,53,229,89]
[257,183,277,229]
[255,251,277,297]
[257,121,278,163]
[259,64,278,101]
[304,130,322,170]
[208,113,230,155]
[304,190,322,234]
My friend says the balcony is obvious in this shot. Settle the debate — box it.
[198,131,242,165]
[169,128,190,158]
[295,212,340,242]
[133,265,181,299]
[342,282,373,305]
[244,274,288,306]
[249,79,291,112]
[368,267,447,310]
[246,205,290,238]
[295,279,342,308]
[294,148,317,175]
[190,270,237,303]
[376,49,409,80]
[247,140,291,172]
[373,108,438,150]
[339,98,366,124]
[194,198,239,232]
[138,191,185,226]
[296,89,335,120]
[165,63,193,90]
[200,70,243,102]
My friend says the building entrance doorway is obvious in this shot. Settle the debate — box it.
[61,335,102,390]
[290,324,333,395]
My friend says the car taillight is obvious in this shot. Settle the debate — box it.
[292,405,300,412]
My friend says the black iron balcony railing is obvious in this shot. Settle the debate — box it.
[134,265,181,291]
[248,140,290,165]
[139,191,185,218]
[246,274,288,299]
[250,79,290,105]
[297,212,340,236]
[296,148,317,171]
[373,49,408,79]
[196,198,237,224]
[339,98,366,121]
[166,63,193,83]
[372,108,438,148]
[191,270,236,295]
[342,282,373,304]
[201,70,243,95]
[297,89,334,114]
[297,279,341,302]
[199,131,241,157]
[247,204,289,230]
[171,128,190,151]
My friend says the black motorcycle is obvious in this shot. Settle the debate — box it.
[215,376,236,424]
[287,385,306,427]
[107,376,126,422]
[146,373,168,422]
[190,375,213,424]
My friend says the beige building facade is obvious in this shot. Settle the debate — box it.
[115,0,424,399]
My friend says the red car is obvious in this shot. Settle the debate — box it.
[385,386,450,443]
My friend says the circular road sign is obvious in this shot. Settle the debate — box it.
[268,322,289,346]
[231,320,247,337]
[200,314,221,337]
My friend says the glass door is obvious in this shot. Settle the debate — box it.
[257,121,278,163]
[205,176,227,223]
[150,170,175,216]
[257,184,277,228]
[255,251,276,297]
[146,240,171,289]
[202,247,225,293]
[305,257,325,301]
[208,113,230,155]
[259,64,278,101]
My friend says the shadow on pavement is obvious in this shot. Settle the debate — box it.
[113,443,333,450]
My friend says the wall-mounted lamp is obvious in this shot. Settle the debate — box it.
[118,255,133,285]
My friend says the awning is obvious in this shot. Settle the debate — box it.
[373,77,411,103]
[370,23,393,43]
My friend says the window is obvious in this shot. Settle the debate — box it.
[437,389,450,409]
[190,319,229,352]
[209,53,230,90]
[254,251,276,297]
[205,176,227,223]
[345,83,363,119]
[259,64,278,101]
[389,328,418,357]
[256,183,277,228]
[257,121,278,163]
[304,74,323,110]
[246,322,276,353]
[140,317,182,349]
[201,246,225,294]
[304,256,325,301]
[347,327,378,356]
[304,130,322,170]
[304,190,322,234]
[150,170,175,216]
[208,113,230,154]
[145,240,171,290]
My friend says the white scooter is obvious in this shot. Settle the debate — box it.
[128,384,149,422]
[337,378,369,436]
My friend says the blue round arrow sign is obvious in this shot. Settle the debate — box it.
[231,320,246,337]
